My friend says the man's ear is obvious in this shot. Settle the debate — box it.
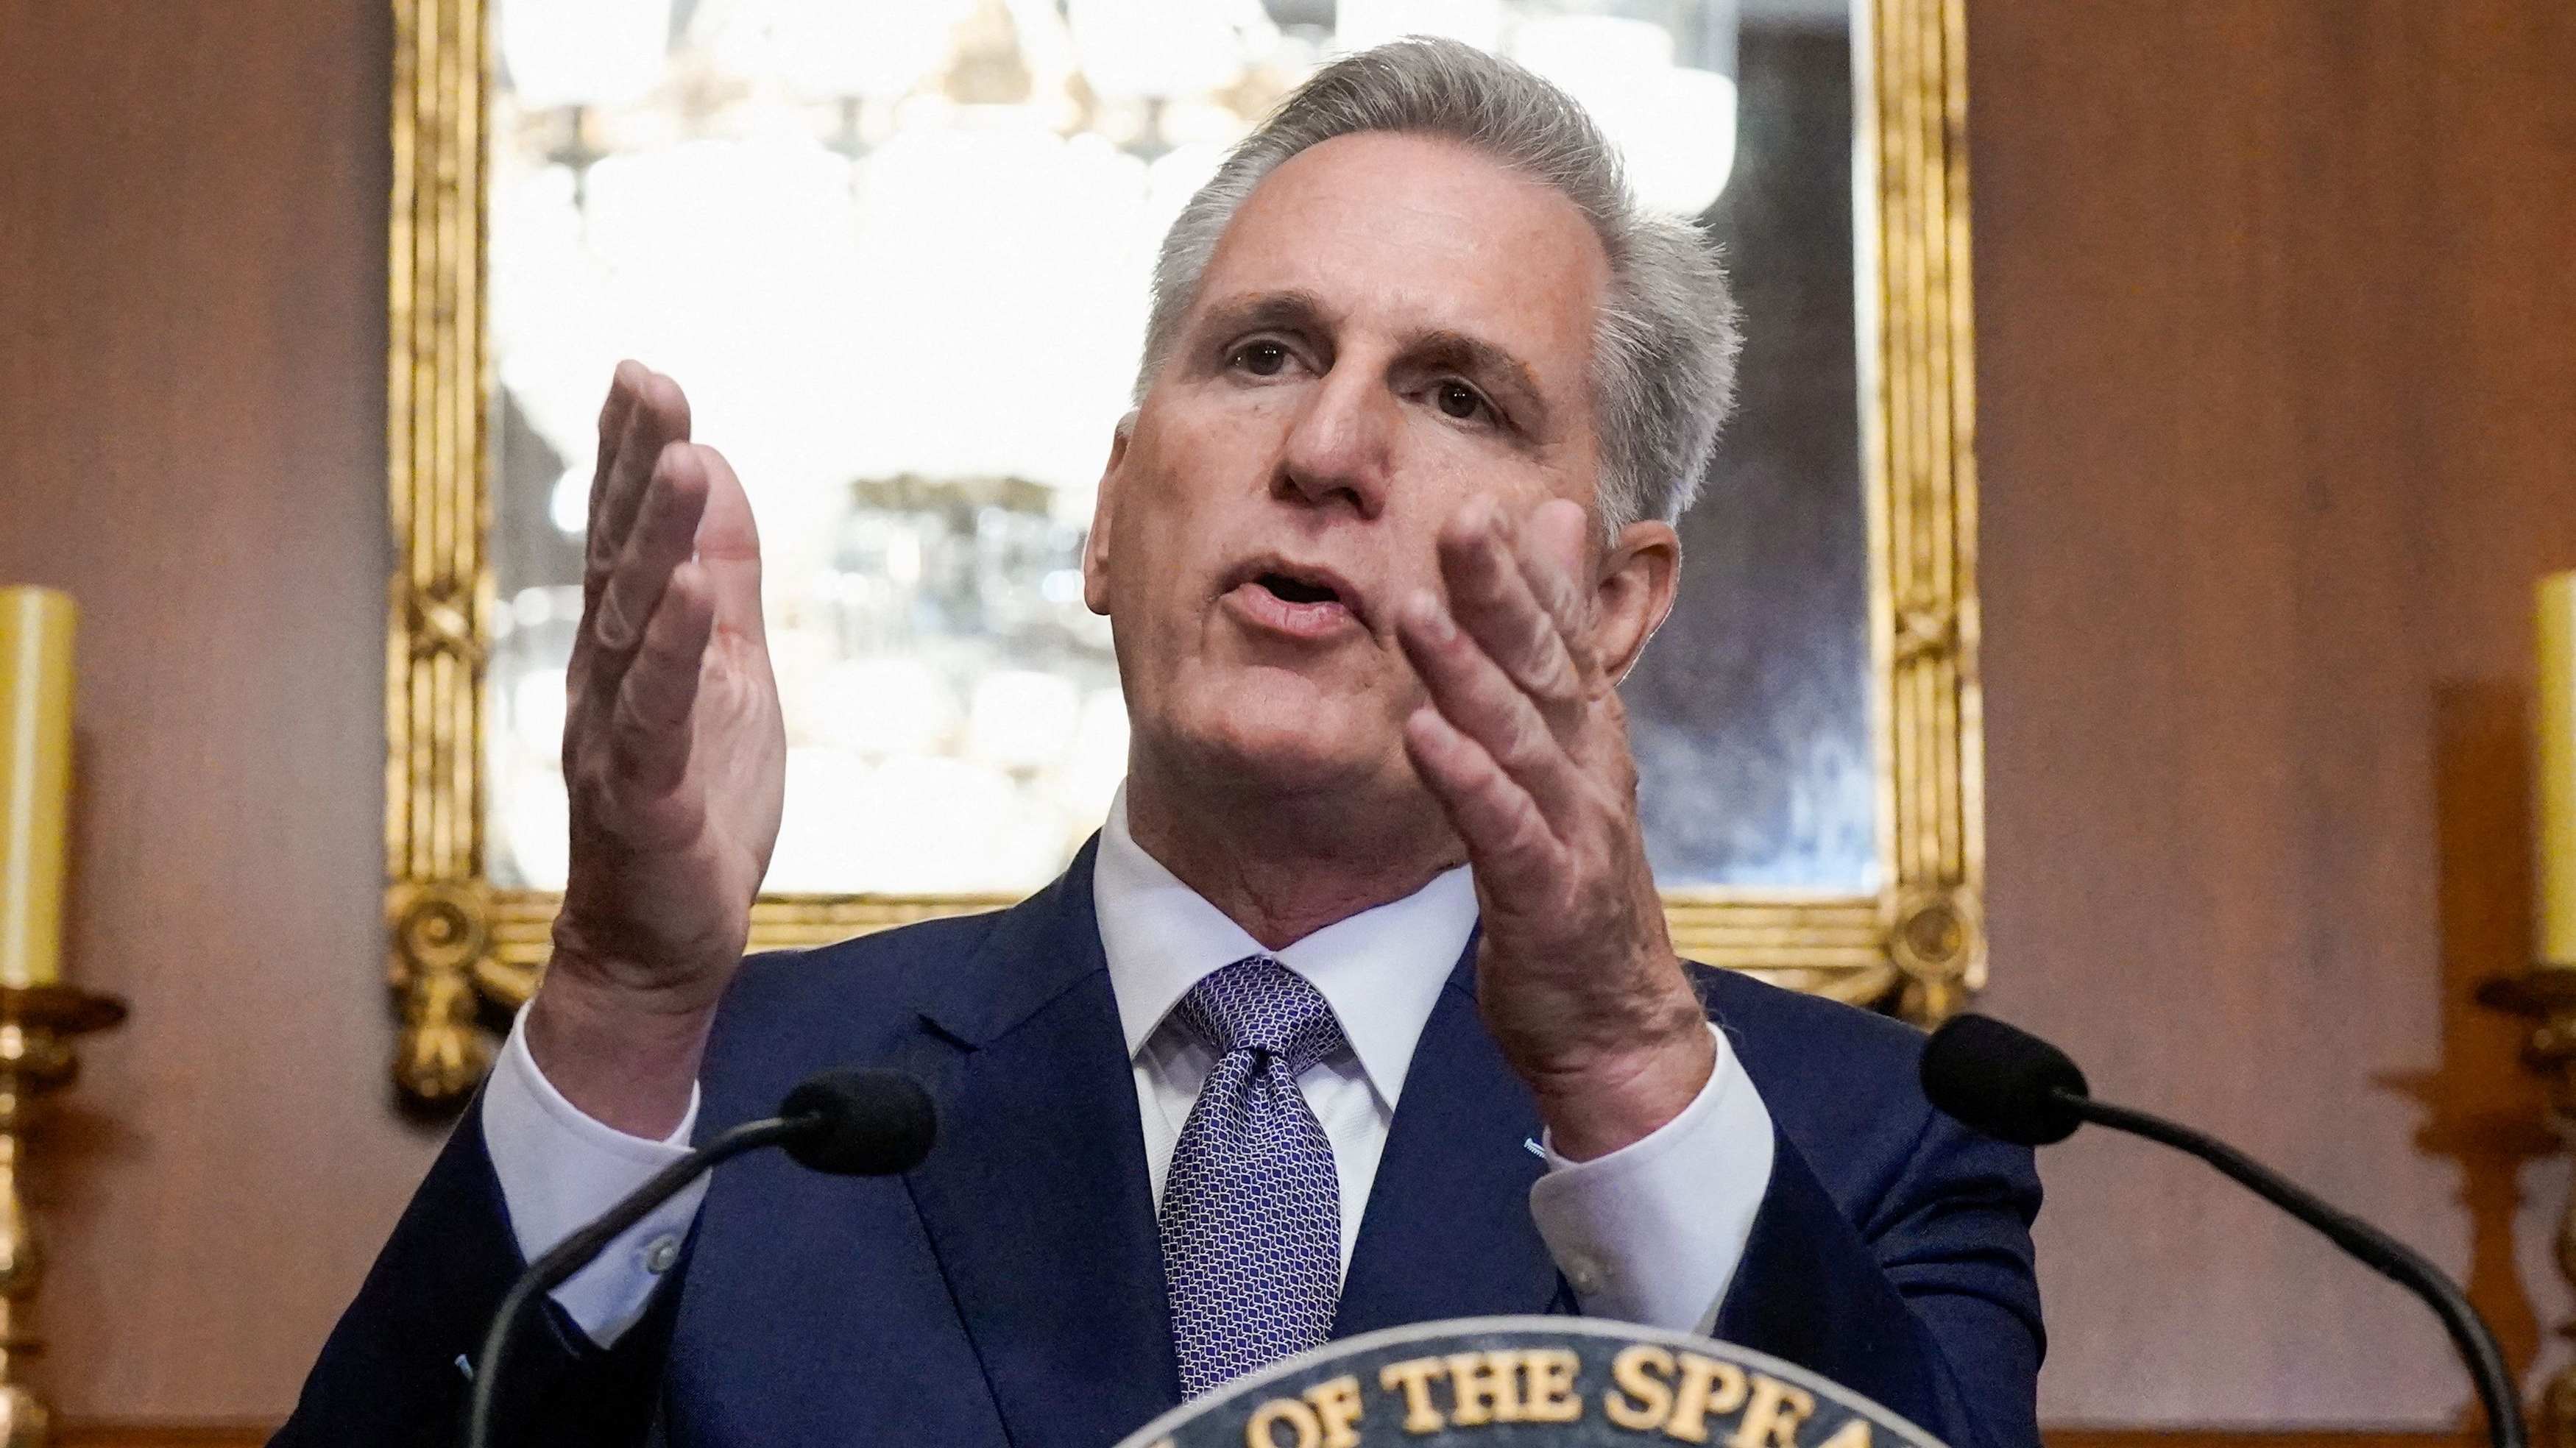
[1081,416,1134,616]
[1592,519,1680,685]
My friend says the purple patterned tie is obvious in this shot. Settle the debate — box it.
[1158,956,1348,1397]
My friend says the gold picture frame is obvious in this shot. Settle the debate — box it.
[383,0,1983,1104]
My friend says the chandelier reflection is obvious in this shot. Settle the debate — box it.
[485,0,1740,895]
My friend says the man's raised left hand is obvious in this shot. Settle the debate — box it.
[1395,496,1715,1162]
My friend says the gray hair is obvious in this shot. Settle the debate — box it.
[1133,37,1742,530]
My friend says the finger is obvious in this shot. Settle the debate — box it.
[586,369,693,601]
[586,360,647,536]
[1397,588,1587,825]
[689,444,768,646]
[584,445,712,693]
[1518,499,1596,665]
[609,561,718,795]
[1402,703,1559,897]
[1436,503,1586,734]
[603,371,691,547]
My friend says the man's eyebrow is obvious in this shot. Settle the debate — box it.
[1194,289,1334,341]
[1407,329,1551,430]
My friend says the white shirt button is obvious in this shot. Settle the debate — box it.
[643,1235,682,1274]
[1563,1254,1607,1294]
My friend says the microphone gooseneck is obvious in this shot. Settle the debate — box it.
[1922,1014,2527,1448]
[463,1068,937,1448]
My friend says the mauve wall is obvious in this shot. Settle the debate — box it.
[0,0,438,1427]
[1,0,2572,1427]
[1972,0,2576,1427]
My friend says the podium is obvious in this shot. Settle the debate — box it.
[1117,1319,1942,1448]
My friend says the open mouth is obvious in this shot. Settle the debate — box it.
[1256,571,1342,607]
[1222,558,1367,637]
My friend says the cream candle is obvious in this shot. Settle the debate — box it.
[0,588,74,988]
[2541,571,2576,966]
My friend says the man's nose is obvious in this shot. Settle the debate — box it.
[1274,368,1393,519]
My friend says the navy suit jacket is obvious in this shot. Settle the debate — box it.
[278,840,2042,1448]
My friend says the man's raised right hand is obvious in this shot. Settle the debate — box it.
[524,363,787,1137]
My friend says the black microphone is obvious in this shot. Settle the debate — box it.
[461,1068,937,1448]
[1922,1014,2525,1448]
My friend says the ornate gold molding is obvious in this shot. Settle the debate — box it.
[1861,0,1986,1020]
[382,0,1984,1102]
[385,0,492,1102]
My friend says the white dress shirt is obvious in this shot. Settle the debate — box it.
[481,789,1777,1348]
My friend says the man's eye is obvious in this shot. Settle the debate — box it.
[1435,381,1488,421]
[1236,341,1291,377]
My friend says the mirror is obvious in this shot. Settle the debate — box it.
[383,0,1981,1102]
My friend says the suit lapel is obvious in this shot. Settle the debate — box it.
[902,841,1181,1448]
[1331,936,1565,1337]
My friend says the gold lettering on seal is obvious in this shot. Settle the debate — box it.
[1663,1352,1749,1444]
[1304,1375,1365,1448]
[1522,1349,1584,1423]
[1446,1352,1526,1425]
[1604,1344,1676,1431]
[1379,1357,1450,1434]
[1728,1374,1816,1448]
[1247,1397,1322,1448]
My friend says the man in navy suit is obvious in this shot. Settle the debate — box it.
[281,39,2040,1448]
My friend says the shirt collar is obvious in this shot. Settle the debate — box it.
[1092,784,1478,1107]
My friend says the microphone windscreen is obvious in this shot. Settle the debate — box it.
[1919,1014,2090,1146]
[778,1068,938,1176]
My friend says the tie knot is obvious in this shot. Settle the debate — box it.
[1173,957,1346,1073]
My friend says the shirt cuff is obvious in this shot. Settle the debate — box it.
[478,1007,707,1346]
[1525,1022,1775,1333]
